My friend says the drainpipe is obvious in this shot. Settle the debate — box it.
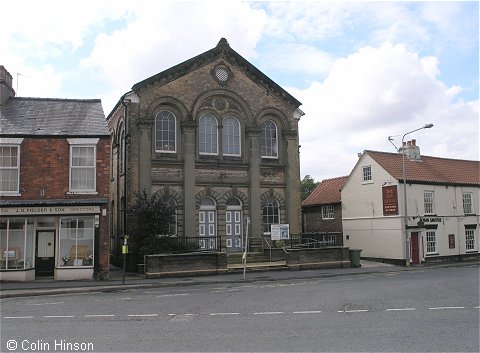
[121,96,128,241]
[121,95,128,282]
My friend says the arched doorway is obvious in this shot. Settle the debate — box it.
[199,196,217,250]
[226,198,243,252]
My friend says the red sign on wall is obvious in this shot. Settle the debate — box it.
[382,185,399,216]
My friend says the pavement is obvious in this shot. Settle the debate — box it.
[0,260,477,299]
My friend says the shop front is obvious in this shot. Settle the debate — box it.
[0,201,107,281]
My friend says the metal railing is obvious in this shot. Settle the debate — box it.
[149,236,220,254]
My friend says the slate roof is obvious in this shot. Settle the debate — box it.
[302,176,348,207]
[0,97,108,136]
[129,38,301,107]
[366,150,480,186]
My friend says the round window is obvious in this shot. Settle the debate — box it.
[215,67,229,82]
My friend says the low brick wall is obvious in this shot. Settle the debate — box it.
[286,247,350,270]
[146,252,228,278]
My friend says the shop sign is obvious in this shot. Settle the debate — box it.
[382,185,398,216]
[0,205,101,216]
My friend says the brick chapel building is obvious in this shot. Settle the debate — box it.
[0,65,110,281]
[108,39,304,265]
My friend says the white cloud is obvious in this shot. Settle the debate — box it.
[295,42,478,181]
[81,1,267,112]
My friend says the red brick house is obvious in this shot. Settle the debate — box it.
[302,176,347,234]
[0,65,110,281]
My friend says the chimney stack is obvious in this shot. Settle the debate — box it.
[0,66,15,105]
[399,139,421,161]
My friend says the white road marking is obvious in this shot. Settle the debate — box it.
[84,314,115,317]
[157,293,189,297]
[44,315,75,318]
[428,306,465,310]
[386,308,416,311]
[128,314,158,317]
[338,309,369,313]
[254,311,284,315]
[293,310,322,314]
[209,312,240,316]
[4,316,34,319]
[29,302,64,306]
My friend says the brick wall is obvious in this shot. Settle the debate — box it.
[302,204,343,233]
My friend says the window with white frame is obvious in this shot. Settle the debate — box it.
[155,111,176,152]
[321,205,335,220]
[199,114,218,155]
[426,230,437,254]
[260,120,278,158]
[424,191,435,214]
[222,116,240,156]
[0,140,22,194]
[68,138,98,193]
[462,192,473,214]
[59,216,94,267]
[465,226,477,252]
[362,166,372,182]
[263,198,280,233]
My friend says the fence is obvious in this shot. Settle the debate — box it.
[150,236,219,253]
[272,233,343,249]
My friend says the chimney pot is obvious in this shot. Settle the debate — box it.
[412,139,416,146]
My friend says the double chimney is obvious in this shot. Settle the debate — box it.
[399,139,422,161]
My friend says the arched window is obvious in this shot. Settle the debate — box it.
[222,116,240,156]
[155,111,176,152]
[262,198,279,233]
[119,129,125,174]
[199,114,218,155]
[260,119,278,158]
[159,196,177,236]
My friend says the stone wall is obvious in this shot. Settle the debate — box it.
[145,252,228,278]
[286,247,350,270]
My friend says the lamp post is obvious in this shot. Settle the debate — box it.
[402,123,434,266]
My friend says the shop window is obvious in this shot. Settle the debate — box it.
[59,217,94,267]
[0,218,34,270]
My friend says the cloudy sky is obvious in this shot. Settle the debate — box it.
[1,0,478,182]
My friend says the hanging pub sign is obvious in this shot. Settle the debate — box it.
[382,185,399,216]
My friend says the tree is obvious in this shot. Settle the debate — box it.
[127,190,177,257]
[301,175,319,201]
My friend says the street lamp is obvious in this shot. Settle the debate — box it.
[402,123,434,266]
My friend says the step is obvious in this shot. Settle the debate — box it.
[227,252,271,264]
[227,260,288,272]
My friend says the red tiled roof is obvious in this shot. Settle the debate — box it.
[302,176,348,207]
[366,151,480,186]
